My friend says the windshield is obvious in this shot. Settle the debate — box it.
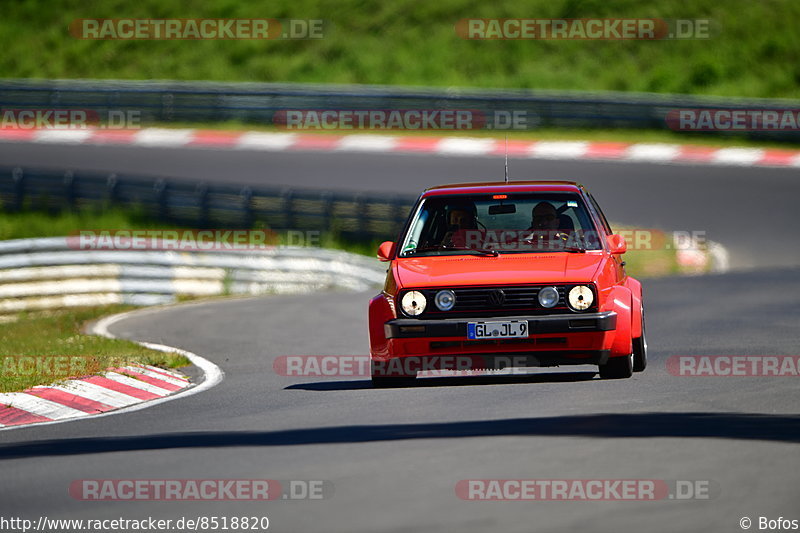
[399,192,602,256]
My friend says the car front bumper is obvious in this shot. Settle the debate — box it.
[375,311,617,369]
[385,311,616,339]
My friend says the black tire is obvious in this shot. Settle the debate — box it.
[633,307,647,373]
[598,353,633,379]
[371,375,416,388]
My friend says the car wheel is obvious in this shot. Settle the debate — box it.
[633,306,647,373]
[598,353,633,379]
[371,375,417,388]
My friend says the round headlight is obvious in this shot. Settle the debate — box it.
[538,286,559,308]
[401,291,427,316]
[568,285,594,311]
[434,290,456,311]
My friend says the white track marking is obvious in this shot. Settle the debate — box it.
[529,141,589,159]
[235,132,297,150]
[711,148,765,165]
[0,393,86,420]
[0,305,224,432]
[4,128,800,167]
[625,144,681,161]
[435,138,497,155]
[133,128,194,147]
[121,366,188,387]
[32,382,141,408]
[138,364,189,381]
[33,130,94,144]
[103,372,173,395]
[336,135,399,152]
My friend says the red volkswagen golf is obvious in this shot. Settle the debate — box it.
[368,181,646,387]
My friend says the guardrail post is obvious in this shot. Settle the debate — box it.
[321,191,334,233]
[161,93,174,122]
[196,182,209,228]
[354,194,368,237]
[11,167,24,212]
[154,179,168,220]
[106,173,118,206]
[240,187,253,228]
[281,188,294,230]
[63,171,75,210]
[391,198,406,233]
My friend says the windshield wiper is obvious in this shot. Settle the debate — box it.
[407,245,499,257]
[560,244,587,253]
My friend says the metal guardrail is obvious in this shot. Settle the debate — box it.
[1,79,798,139]
[1,165,416,241]
[0,237,386,313]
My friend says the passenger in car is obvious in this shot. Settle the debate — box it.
[529,201,561,231]
[442,204,482,248]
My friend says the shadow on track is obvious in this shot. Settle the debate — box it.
[1,412,798,459]
[285,371,598,391]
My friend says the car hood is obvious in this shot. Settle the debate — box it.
[394,253,604,288]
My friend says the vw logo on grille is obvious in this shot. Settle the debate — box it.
[487,289,506,307]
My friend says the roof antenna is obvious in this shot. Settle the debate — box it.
[504,135,509,183]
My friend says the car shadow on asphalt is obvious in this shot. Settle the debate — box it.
[1,412,798,459]
[284,371,598,391]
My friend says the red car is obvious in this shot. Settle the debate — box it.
[368,181,646,387]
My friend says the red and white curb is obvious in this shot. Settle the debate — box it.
[0,307,223,431]
[1,128,798,168]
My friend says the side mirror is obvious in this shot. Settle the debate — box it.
[377,241,396,262]
[606,234,627,255]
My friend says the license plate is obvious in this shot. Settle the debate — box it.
[467,320,529,340]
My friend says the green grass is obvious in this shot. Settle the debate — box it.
[0,0,798,98]
[0,306,189,393]
[0,208,382,253]
[0,207,178,241]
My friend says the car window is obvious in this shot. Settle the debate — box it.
[587,193,612,234]
[399,192,602,256]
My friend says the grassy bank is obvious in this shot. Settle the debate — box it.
[1,0,798,98]
[0,208,175,240]
[0,306,189,393]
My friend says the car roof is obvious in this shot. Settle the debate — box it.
[421,181,585,197]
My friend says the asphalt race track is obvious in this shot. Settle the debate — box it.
[1,142,799,532]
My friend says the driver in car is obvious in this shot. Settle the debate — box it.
[526,201,574,249]
[442,204,483,248]
[529,201,561,231]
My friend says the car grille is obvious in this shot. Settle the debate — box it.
[406,285,591,319]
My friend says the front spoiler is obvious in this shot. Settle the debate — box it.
[385,311,617,339]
